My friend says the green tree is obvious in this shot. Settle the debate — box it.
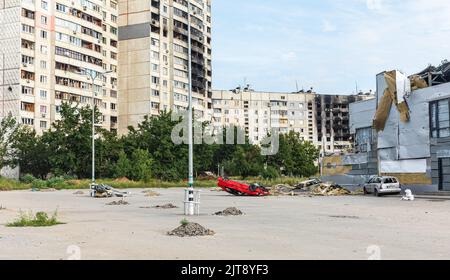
[114,150,131,179]
[0,113,20,169]
[129,149,153,182]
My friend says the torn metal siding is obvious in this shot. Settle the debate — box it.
[376,73,450,161]
[349,99,376,134]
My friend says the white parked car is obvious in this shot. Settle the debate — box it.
[363,176,402,197]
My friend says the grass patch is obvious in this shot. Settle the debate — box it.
[180,218,190,226]
[1,176,309,191]
[6,210,64,227]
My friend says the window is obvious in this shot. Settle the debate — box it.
[41,1,48,10]
[40,90,47,99]
[22,24,35,34]
[430,99,450,138]
[22,55,34,65]
[40,45,48,54]
[40,30,48,39]
[40,105,47,114]
[40,60,47,69]
[40,121,47,129]
[40,75,47,84]
[22,118,34,125]
[41,15,47,25]
[21,86,33,95]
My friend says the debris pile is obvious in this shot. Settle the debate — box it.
[142,190,160,197]
[168,223,215,237]
[269,184,296,196]
[215,207,243,216]
[106,200,130,206]
[311,184,351,196]
[153,203,178,209]
[92,184,129,198]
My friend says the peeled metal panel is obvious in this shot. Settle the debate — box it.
[349,99,376,133]
[377,105,399,149]
[342,153,369,165]
[378,148,398,161]
[380,159,427,173]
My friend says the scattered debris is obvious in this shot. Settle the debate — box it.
[39,188,57,192]
[269,184,296,196]
[293,178,322,191]
[329,215,360,220]
[401,189,415,201]
[153,203,178,209]
[311,184,351,196]
[92,184,129,198]
[142,190,160,197]
[73,191,84,195]
[106,200,130,206]
[215,207,243,216]
[168,221,215,237]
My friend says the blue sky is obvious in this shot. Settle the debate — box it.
[211,0,450,94]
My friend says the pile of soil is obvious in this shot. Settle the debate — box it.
[154,203,178,209]
[73,191,84,195]
[114,177,131,183]
[168,223,215,237]
[215,207,244,216]
[142,190,160,197]
[106,200,130,206]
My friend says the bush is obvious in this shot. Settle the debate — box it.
[20,174,37,184]
[31,179,47,190]
[46,177,66,188]
[261,166,280,180]
[129,149,153,182]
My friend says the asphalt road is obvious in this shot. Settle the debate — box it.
[0,188,449,260]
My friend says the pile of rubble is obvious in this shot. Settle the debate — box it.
[310,184,351,196]
[215,207,243,216]
[269,179,352,197]
[106,200,130,206]
[142,190,160,197]
[153,203,178,209]
[168,223,215,237]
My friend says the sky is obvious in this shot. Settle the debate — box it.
[211,0,450,94]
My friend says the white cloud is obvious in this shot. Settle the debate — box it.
[322,20,337,32]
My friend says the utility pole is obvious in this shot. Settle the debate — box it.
[83,70,112,186]
[186,0,195,216]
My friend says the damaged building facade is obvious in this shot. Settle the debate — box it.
[345,61,450,192]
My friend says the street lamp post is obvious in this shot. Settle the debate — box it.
[186,0,195,216]
[83,70,112,185]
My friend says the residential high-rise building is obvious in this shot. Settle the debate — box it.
[0,0,119,134]
[212,88,374,154]
[212,89,314,145]
[117,0,213,134]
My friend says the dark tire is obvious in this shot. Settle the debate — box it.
[374,189,381,197]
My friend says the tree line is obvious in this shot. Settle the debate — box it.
[0,103,319,182]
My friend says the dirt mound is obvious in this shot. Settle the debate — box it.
[215,207,244,216]
[114,177,131,183]
[154,203,178,209]
[168,222,215,237]
[73,191,84,195]
[106,200,130,206]
[142,190,160,197]
[311,184,351,196]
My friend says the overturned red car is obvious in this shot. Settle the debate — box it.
[217,177,270,197]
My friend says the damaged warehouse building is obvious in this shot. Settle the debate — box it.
[334,60,450,192]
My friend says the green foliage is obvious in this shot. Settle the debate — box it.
[7,210,63,227]
[6,103,320,183]
[129,149,153,182]
[20,174,37,184]
[46,177,66,189]
[180,218,189,226]
[31,179,47,190]
[261,166,280,180]
[0,113,20,170]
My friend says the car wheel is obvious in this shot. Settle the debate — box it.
[374,189,381,197]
